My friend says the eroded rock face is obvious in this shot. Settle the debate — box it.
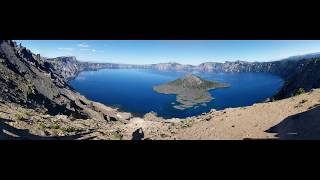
[0,40,128,121]
[274,59,320,99]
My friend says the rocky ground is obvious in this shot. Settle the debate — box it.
[0,100,183,140]
[1,40,320,140]
[175,89,320,140]
[1,89,320,140]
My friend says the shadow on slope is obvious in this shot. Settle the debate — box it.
[265,106,320,140]
[0,118,92,140]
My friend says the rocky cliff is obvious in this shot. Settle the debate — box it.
[51,56,320,99]
[195,60,320,99]
[1,40,320,140]
[25,43,320,100]
[0,40,131,122]
[45,56,151,81]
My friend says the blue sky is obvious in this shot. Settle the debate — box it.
[16,40,320,65]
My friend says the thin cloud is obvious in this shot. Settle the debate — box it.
[80,48,98,52]
[77,43,89,48]
[58,47,73,51]
[80,48,91,51]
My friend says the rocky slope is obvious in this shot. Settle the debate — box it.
[273,58,320,99]
[175,89,320,140]
[1,40,320,140]
[1,87,320,140]
[0,100,177,140]
[0,40,132,122]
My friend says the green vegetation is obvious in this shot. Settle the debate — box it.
[14,108,29,121]
[111,132,123,140]
[160,134,169,138]
[182,120,193,128]
[60,126,78,133]
[26,80,35,96]
[294,88,305,96]
[50,124,60,129]
[38,122,78,133]
[14,113,25,121]
[38,123,59,130]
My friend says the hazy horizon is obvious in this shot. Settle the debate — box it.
[16,40,320,65]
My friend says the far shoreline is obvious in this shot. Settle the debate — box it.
[68,69,284,119]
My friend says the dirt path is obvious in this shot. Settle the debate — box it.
[176,89,320,139]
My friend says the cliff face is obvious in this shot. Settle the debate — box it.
[149,60,320,99]
[39,48,320,100]
[274,59,320,99]
[150,62,194,71]
[0,40,132,121]
[195,60,320,99]
[45,56,81,81]
[45,57,151,81]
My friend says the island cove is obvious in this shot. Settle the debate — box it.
[69,69,283,118]
[153,74,230,110]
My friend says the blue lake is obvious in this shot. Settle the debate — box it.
[69,69,284,118]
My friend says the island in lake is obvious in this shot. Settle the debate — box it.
[153,74,230,110]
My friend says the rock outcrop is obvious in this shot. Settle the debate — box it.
[45,56,153,81]
[0,40,131,122]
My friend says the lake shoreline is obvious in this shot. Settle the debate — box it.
[68,69,284,119]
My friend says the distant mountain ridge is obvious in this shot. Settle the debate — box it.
[280,52,320,62]
[26,48,320,100]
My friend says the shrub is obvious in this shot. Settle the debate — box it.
[38,123,60,130]
[49,124,60,129]
[111,132,123,140]
[14,113,24,121]
[295,88,305,96]
[38,122,47,129]
[60,126,78,133]
[160,134,169,138]
[26,81,35,96]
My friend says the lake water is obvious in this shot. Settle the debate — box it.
[69,69,284,118]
